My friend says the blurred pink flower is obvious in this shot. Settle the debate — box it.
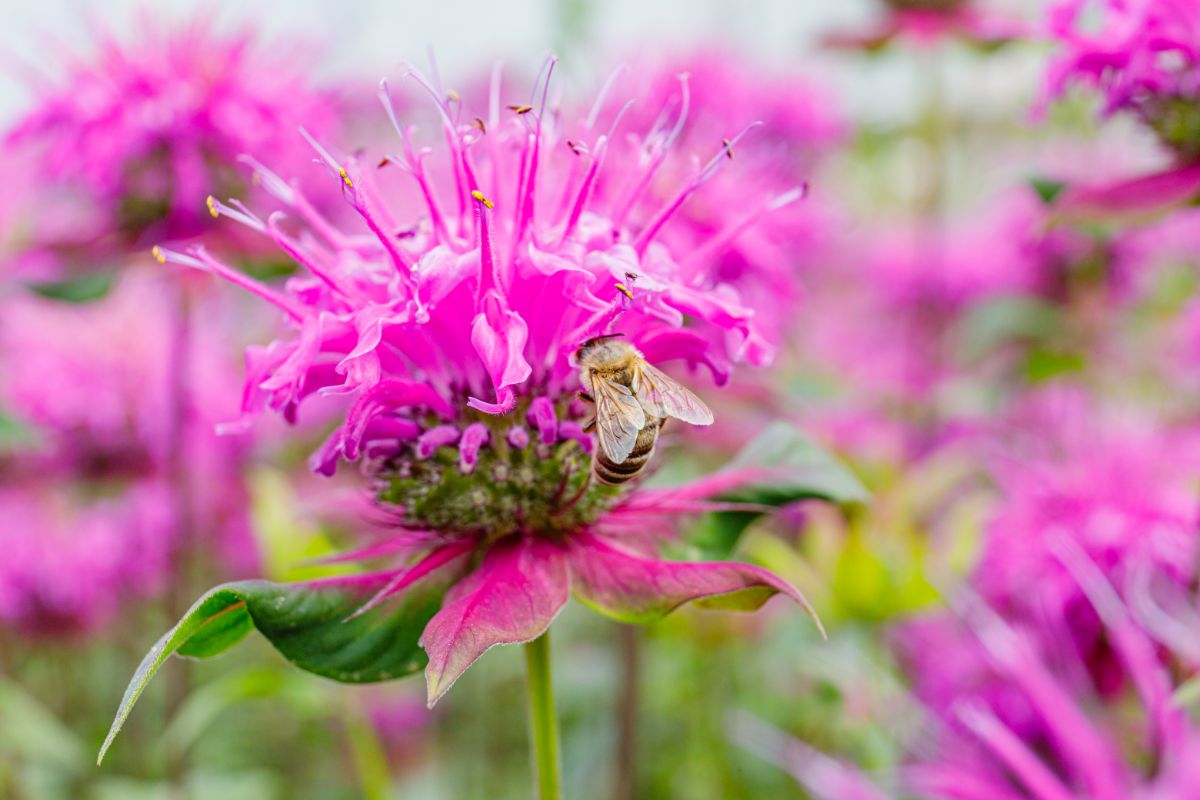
[1043,0,1200,218]
[978,389,1200,627]
[157,62,819,705]
[0,271,254,634]
[0,479,174,636]
[899,539,1200,800]
[890,390,1200,796]
[827,0,1028,50]
[3,16,343,261]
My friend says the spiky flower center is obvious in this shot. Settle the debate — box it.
[372,397,621,541]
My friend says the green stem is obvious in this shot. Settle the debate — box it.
[525,632,563,800]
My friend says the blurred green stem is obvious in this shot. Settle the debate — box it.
[525,632,563,800]
[614,625,640,800]
[344,698,391,800]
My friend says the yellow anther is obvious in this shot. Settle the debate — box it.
[508,104,534,115]
[721,138,734,160]
[152,246,166,264]
[615,282,634,300]
[339,166,353,188]
[446,89,461,102]
[471,189,494,209]
[206,195,219,218]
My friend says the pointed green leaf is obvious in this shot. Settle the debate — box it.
[99,556,467,765]
[691,422,868,559]
[1028,176,1066,205]
[26,270,116,303]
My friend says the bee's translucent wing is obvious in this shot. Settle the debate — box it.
[590,373,646,463]
[635,362,714,426]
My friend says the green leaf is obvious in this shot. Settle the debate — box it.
[98,564,465,765]
[25,271,116,303]
[691,422,868,559]
[1028,176,1066,205]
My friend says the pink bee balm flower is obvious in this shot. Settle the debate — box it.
[826,0,1028,50]
[977,389,1200,631]
[898,539,1200,800]
[3,16,342,256]
[0,479,175,636]
[0,271,255,634]
[149,60,819,708]
[1043,0,1200,218]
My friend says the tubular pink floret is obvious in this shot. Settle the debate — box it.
[299,126,352,188]
[585,64,630,131]
[206,195,266,232]
[379,79,454,245]
[507,425,530,448]
[416,425,462,459]
[238,154,296,205]
[166,245,308,322]
[458,422,490,473]
[633,121,763,256]
[514,56,557,243]
[684,185,808,267]
[265,212,348,296]
[527,397,558,445]
[612,73,692,231]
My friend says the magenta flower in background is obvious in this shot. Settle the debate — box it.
[826,0,1027,50]
[1043,0,1200,219]
[149,61,819,707]
[0,272,254,634]
[897,539,1200,800]
[977,389,1200,633]
[881,386,1200,798]
[3,16,343,264]
[0,480,175,636]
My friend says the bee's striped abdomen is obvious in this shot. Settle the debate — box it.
[593,418,661,485]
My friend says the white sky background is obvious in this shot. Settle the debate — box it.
[0,0,1048,128]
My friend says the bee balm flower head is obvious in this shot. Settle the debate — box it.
[152,59,819,706]
[4,17,342,253]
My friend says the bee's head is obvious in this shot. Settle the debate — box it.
[575,332,626,362]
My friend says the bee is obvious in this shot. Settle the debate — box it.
[576,334,714,485]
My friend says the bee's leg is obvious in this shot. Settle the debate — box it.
[578,390,594,404]
[582,416,596,433]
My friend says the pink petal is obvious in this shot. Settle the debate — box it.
[1055,163,1200,223]
[344,380,454,460]
[419,536,569,707]
[468,291,531,415]
[567,532,823,634]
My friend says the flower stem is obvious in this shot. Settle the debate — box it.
[525,632,563,800]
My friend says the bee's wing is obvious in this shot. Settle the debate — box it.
[589,373,647,464]
[635,362,715,426]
